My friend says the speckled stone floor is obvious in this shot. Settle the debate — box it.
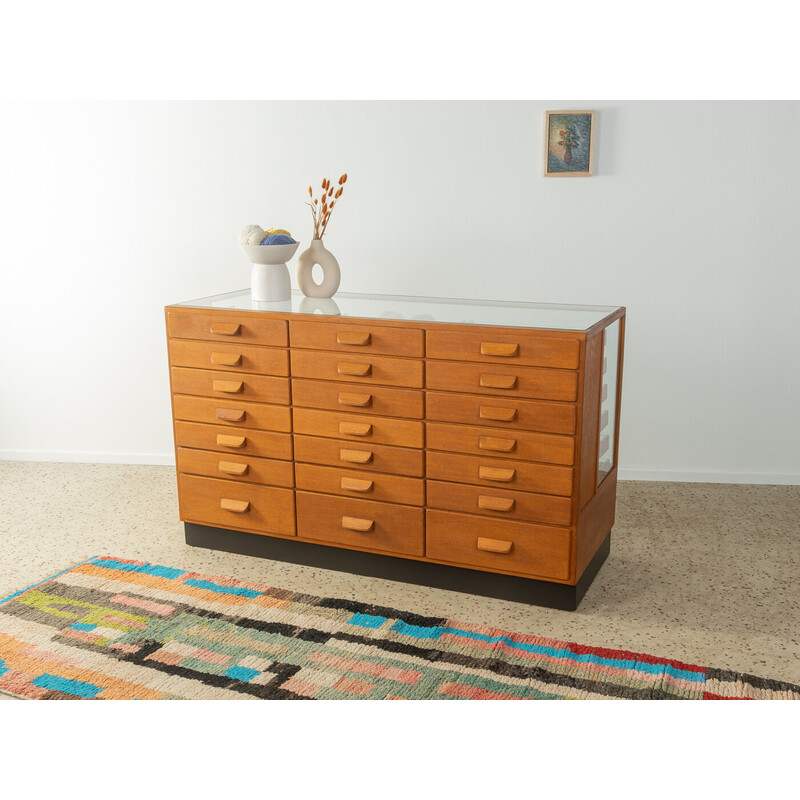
[1,461,798,695]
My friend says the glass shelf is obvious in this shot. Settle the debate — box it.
[597,319,620,486]
[174,288,622,333]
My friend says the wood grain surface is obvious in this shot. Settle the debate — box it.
[297,491,424,556]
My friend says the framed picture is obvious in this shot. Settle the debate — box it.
[544,110,595,177]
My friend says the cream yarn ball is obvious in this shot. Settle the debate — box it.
[237,224,266,246]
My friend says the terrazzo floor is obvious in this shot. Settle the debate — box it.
[1,461,798,696]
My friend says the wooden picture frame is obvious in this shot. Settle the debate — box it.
[544,110,595,177]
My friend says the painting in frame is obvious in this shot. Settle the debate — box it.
[544,110,595,177]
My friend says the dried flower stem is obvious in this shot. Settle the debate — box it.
[306,173,347,239]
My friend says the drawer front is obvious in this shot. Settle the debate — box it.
[179,474,295,536]
[290,320,424,358]
[426,509,571,581]
[426,391,576,436]
[172,395,292,433]
[168,339,289,376]
[426,480,572,526]
[427,329,580,369]
[170,367,291,405]
[167,311,287,347]
[296,492,424,556]
[293,407,424,449]
[426,360,578,402]
[292,379,424,419]
[291,349,424,389]
[294,435,424,478]
[174,421,293,461]
[426,422,575,466]
[177,447,294,488]
[426,451,573,497]
[296,463,425,506]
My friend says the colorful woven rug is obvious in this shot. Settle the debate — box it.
[0,556,797,700]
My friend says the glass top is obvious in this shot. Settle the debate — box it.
[173,289,621,331]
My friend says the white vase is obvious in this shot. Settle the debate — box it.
[251,263,291,302]
[296,238,341,298]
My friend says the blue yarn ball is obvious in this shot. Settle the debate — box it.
[261,234,296,245]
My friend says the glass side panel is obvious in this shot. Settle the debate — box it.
[597,319,620,487]
[174,288,621,332]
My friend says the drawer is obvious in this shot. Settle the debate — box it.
[427,328,580,369]
[426,391,576,435]
[293,408,424,449]
[296,491,424,556]
[426,451,573,497]
[170,367,291,405]
[166,311,287,347]
[177,447,294,488]
[291,349,424,389]
[172,395,292,433]
[292,379,424,419]
[168,339,289,376]
[290,320,424,357]
[426,422,575,466]
[426,360,578,402]
[178,474,295,536]
[294,435,424,478]
[426,509,571,581]
[426,480,572,526]
[174,421,293,460]
[296,463,425,506]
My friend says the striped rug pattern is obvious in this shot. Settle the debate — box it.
[0,556,797,700]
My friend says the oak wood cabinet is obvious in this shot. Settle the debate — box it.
[165,290,625,609]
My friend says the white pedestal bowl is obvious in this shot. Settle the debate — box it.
[239,242,300,302]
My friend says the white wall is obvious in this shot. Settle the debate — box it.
[1,101,798,483]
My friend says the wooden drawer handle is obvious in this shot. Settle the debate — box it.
[210,322,241,336]
[210,352,242,366]
[339,421,373,437]
[476,537,513,554]
[213,379,243,393]
[340,448,373,464]
[338,361,372,377]
[216,434,246,448]
[480,342,519,357]
[216,408,245,422]
[342,515,374,532]
[338,392,372,407]
[341,476,374,493]
[218,460,248,476]
[479,405,518,422]
[479,465,516,482]
[220,498,249,513]
[478,495,515,512]
[480,374,518,390]
[336,331,371,346]
[478,436,516,453]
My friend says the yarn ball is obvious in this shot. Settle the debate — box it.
[261,233,296,245]
[238,224,266,246]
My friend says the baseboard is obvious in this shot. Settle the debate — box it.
[618,468,800,486]
[1,452,797,485]
[0,450,175,466]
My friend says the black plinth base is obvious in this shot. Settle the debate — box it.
[184,523,610,611]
